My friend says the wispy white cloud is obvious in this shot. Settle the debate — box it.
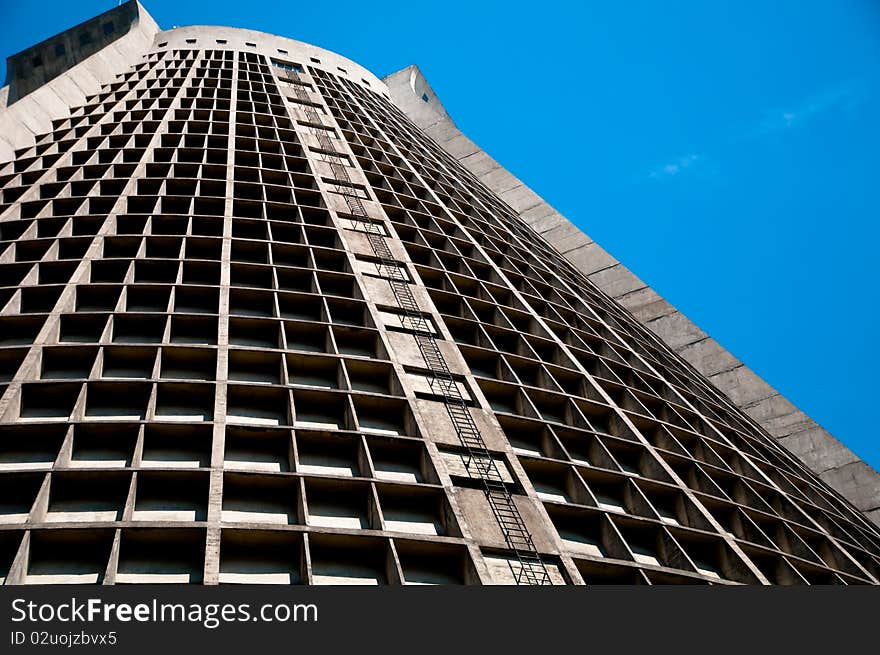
[638,79,869,183]
[742,79,866,140]
[648,153,701,179]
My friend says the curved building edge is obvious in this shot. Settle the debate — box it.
[0,1,387,163]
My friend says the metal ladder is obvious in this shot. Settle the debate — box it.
[285,69,551,585]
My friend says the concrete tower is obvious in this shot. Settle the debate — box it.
[1,2,878,585]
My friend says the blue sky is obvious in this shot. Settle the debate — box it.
[2,1,879,471]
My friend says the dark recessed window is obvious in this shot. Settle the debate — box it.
[54,42,66,57]
[32,55,43,68]
[245,42,256,48]
[79,32,92,46]
[361,79,370,86]
[337,67,348,74]
[102,21,114,35]
[271,59,303,73]
[278,49,288,55]
[310,57,320,63]
[158,41,168,47]
[216,39,227,44]
[186,38,196,44]
[421,94,429,102]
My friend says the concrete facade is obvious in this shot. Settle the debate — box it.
[0,2,160,163]
[0,4,879,585]
[384,64,880,527]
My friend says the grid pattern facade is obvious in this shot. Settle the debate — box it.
[1,33,879,585]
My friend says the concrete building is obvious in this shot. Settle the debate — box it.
[0,1,878,585]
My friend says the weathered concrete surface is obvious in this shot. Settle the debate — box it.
[0,1,160,162]
[384,64,880,526]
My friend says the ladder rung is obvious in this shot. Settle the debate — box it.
[323,119,552,584]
